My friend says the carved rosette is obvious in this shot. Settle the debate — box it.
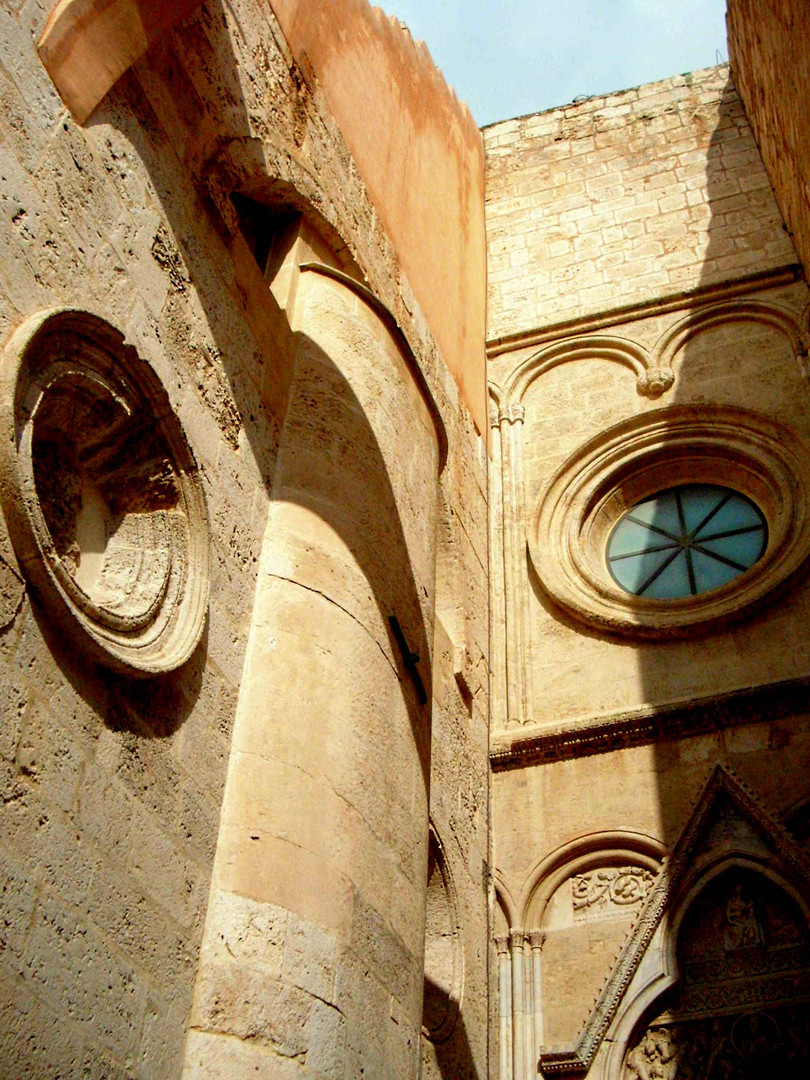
[0,309,209,676]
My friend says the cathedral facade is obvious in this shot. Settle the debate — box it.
[0,1,808,1078]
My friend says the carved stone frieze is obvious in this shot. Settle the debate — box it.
[0,309,210,676]
[624,1005,810,1080]
[571,867,654,922]
[490,674,810,770]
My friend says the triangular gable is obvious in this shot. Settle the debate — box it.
[538,765,810,1075]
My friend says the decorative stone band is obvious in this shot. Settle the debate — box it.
[485,264,803,359]
[0,309,209,676]
[530,404,810,638]
[490,673,810,769]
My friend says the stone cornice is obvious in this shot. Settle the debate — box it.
[491,674,810,770]
[486,264,803,359]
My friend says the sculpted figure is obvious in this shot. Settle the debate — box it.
[625,1027,679,1080]
[723,884,764,950]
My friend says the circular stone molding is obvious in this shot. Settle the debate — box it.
[0,309,209,675]
[530,405,810,637]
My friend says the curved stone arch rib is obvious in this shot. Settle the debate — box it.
[39,0,205,124]
[502,336,655,409]
[517,830,665,930]
[201,138,359,268]
[653,297,808,374]
[494,870,520,932]
[801,295,810,342]
[489,380,503,422]
[199,136,448,468]
[537,765,810,1076]
[423,821,464,1044]
[300,263,448,472]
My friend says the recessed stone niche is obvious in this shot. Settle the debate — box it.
[422,827,462,1044]
[0,309,209,676]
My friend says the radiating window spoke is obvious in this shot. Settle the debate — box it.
[607,484,767,599]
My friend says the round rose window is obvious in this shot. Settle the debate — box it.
[606,484,767,599]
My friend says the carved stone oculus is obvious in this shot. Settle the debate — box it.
[0,309,209,675]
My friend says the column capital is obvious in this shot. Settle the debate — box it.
[493,933,511,956]
[509,928,526,950]
[499,402,525,426]
[526,930,546,951]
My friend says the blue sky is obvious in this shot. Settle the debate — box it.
[380,0,729,126]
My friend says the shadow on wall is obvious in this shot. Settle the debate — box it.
[87,0,437,763]
[0,4,441,1078]
[642,71,809,847]
[424,975,482,1080]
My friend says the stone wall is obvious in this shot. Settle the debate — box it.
[0,2,490,1078]
[484,66,795,345]
[728,0,810,287]
[492,710,810,1051]
[487,68,807,732]
[486,63,810,1080]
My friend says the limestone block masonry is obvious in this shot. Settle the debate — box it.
[484,66,796,344]
[727,0,810,299]
[486,47,810,1080]
[0,1,489,1078]
[5,1,810,1080]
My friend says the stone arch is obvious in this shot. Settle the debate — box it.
[200,138,363,281]
[502,335,656,408]
[422,823,464,1044]
[494,871,519,934]
[514,832,664,1057]
[518,830,665,929]
[652,297,808,373]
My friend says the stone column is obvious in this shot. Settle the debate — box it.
[527,930,546,1065]
[495,934,512,1080]
[183,267,440,1079]
[509,929,527,1080]
[499,403,533,726]
[489,402,508,730]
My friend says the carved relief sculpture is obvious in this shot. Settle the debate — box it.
[623,869,810,1080]
[572,867,655,922]
[0,309,209,675]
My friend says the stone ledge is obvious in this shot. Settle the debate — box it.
[486,264,802,358]
[490,675,810,769]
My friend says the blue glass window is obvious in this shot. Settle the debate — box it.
[607,484,767,599]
